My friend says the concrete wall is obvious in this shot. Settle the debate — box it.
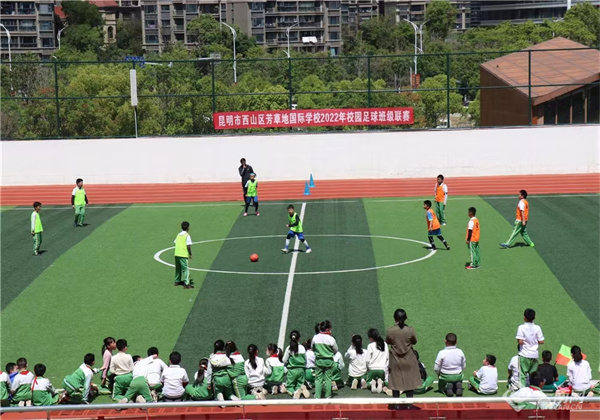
[2,126,598,186]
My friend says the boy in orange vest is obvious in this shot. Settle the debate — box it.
[434,175,448,225]
[466,207,481,269]
[500,190,534,249]
[423,200,450,251]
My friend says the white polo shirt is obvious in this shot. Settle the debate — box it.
[476,365,498,394]
[567,360,594,391]
[11,371,34,392]
[161,365,189,398]
[516,323,544,358]
[345,346,368,377]
[434,346,466,375]
[366,342,388,371]
[146,358,168,386]
[508,355,519,389]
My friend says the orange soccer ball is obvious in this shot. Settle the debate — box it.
[250,253,259,262]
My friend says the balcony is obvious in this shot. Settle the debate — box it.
[19,42,37,48]
[121,1,140,7]
[298,6,323,13]
[173,9,184,16]
[174,25,185,31]
[16,8,36,15]
[18,24,37,32]
[300,21,322,27]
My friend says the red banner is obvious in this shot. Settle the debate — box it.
[213,107,414,130]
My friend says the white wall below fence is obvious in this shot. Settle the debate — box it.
[2,126,598,186]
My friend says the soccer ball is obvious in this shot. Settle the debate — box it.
[250,253,259,262]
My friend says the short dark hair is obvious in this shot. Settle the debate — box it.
[437,174,444,181]
[16,358,27,369]
[485,354,496,366]
[34,363,46,377]
[240,158,246,164]
[170,351,181,365]
[33,202,41,208]
[116,339,128,351]
[287,205,295,210]
[147,347,159,357]
[5,362,16,373]
[524,308,536,322]
[181,221,190,230]
[520,189,528,198]
[84,353,95,365]
[542,350,552,363]
[132,355,141,363]
[76,178,83,184]
[468,207,477,215]
[529,371,544,387]
[445,333,457,345]
[424,200,432,207]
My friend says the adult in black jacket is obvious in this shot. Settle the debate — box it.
[238,158,255,201]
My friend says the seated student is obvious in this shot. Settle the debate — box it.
[112,355,139,401]
[161,352,189,401]
[434,333,466,397]
[100,337,116,390]
[186,359,213,401]
[508,372,557,411]
[366,329,389,394]
[31,364,59,406]
[567,346,600,396]
[413,351,435,394]
[10,358,34,406]
[244,345,268,398]
[145,347,168,398]
[206,340,236,401]
[345,335,368,390]
[538,350,566,392]
[264,343,286,395]
[304,338,316,389]
[119,353,154,403]
[6,363,18,385]
[63,353,100,404]
[283,331,310,399]
[1,368,11,407]
[469,355,498,395]
[110,339,134,400]
[225,341,256,400]
[330,350,345,392]
[507,355,520,392]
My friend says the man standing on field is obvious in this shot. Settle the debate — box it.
[72,178,88,227]
[238,158,255,202]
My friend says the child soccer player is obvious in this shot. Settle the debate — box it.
[174,221,193,289]
[466,207,481,269]
[62,353,100,404]
[71,178,88,227]
[500,190,535,248]
[538,350,565,392]
[243,173,259,217]
[160,352,189,401]
[283,331,310,399]
[434,174,448,225]
[10,358,34,406]
[469,355,498,395]
[434,333,466,397]
[423,200,450,251]
[312,320,339,399]
[345,335,368,390]
[31,364,59,406]
[31,202,43,256]
[282,205,311,254]
[186,359,213,401]
[516,308,544,388]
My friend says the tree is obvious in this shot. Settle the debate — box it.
[563,2,600,46]
[187,15,256,58]
[425,0,457,41]
[418,74,462,127]
[60,1,104,54]
[61,1,104,27]
[117,18,143,56]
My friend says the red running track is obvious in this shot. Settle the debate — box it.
[1,174,598,206]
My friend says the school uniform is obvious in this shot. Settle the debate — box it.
[434,346,466,392]
[366,342,389,382]
[305,349,316,385]
[345,346,368,387]
[206,352,234,400]
[283,345,307,393]
[110,352,134,399]
[63,364,94,403]
[330,352,345,388]
[508,386,557,410]
[504,198,534,247]
[469,365,498,395]
[413,362,435,394]
[227,353,255,400]
[466,216,481,267]
[11,371,34,403]
[174,230,192,286]
[311,332,338,399]
[264,354,286,389]
[122,356,153,403]
[146,358,168,389]
[434,182,448,224]
[100,349,112,385]
[516,322,544,387]
[185,371,213,401]
[567,360,600,394]
[244,357,266,389]
[31,376,59,406]
[161,364,189,400]
[0,371,10,403]
[508,355,520,391]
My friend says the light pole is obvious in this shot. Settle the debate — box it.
[0,23,12,71]
[57,24,68,50]
[285,22,299,58]
[403,18,427,86]
[221,22,237,83]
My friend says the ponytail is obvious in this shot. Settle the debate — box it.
[267,343,278,359]
[352,334,363,355]
[247,344,258,370]
[213,339,225,354]
[278,347,284,362]
[289,330,301,355]
[101,337,115,356]
[225,341,237,365]
[194,359,208,386]
[318,320,332,333]
[393,309,407,329]
[571,345,583,363]
[368,328,384,352]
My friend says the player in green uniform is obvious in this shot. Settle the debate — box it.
[31,202,43,256]
[282,205,311,254]
[243,173,259,216]
[174,221,193,289]
[71,178,89,227]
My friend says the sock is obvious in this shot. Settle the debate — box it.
[244,203,249,212]
[428,236,436,248]
[439,235,449,248]
[285,239,290,249]
[303,240,310,249]
[254,202,259,212]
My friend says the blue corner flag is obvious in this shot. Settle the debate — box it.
[309,174,315,188]
[304,182,311,195]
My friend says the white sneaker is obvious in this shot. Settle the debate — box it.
[300,384,310,398]
[305,248,312,254]
[351,379,358,390]
[230,395,240,401]
[293,389,302,399]
[255,390,266,400]
[118,398,128,404]
[279,383,287,394]
[383,386,393,396]
[271,386,278,394]
[370,379,377,393]
[281,248,289,254]
[377,378,384,394]
[243,213,248,217]
[216,393,224,401]
[360,379,367,389]
[331,381,338,391]
[135,395,146,403]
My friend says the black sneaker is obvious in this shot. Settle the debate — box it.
[445,383,454,397]
[455,382,463,397]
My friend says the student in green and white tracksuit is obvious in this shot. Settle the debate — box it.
[312,321,338,399]
[330,351,345,391]
[63,354,99,404]
[174,221,193,289]
[120,356,153,403]
[207,340,235,401]
[71,178,88,227]
[305,343,316,387]
[31,202,43,256]
[0,370,10,406]
[31,364,59,406]
[366,329,389,394]
[10,369,34,405]
[224,341,256,400]
[283,331,310,398]
[264,344,286,394]
[186,359,213,401]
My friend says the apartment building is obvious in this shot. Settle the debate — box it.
[0,0,55,58]
[378,0,471,30]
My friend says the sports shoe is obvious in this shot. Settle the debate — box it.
[529,242,535,247]
[118,398,129,404]
[360,379,367,389]
[499,243,509,249]
[300,384,310,398]
[305,248,312,254]
[376,378,384,393]
[442,222,447,226]
[383,386,393,396]
[230,395,240,401]
[271,386,278,394]
[446,245,451,250]
[135,395,146,403]
[174,281,185,287]
[429,246,437,251]
[183,284,194,289]
[256,213,260,216]
[293,389,302,399]
[445,383,454,397]
[331,381,338,391]
[243,213,248,217]
[370,379,377,393]
[279,383,287,394]
[255,390,266,400]
[455,382,463,397]
[465,265,481,270]
[281,248,289,253]
[351,379,358,390]
[216,393,224,401]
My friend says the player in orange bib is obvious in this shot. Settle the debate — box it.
[423,200,450,251]
[465,207,481,269]
[500,190,534,249]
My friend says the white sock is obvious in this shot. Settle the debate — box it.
[285,239,290,248]
[303,240,310,249]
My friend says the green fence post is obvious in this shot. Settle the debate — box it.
[288,56,293,110]
[211,59,216,113]
[53,61,61,138]
[446,52,450,129]
[367,56,372,107]
[528,50,532,126]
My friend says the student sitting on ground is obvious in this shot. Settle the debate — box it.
[0,368,10,407]
[161,352,189,401]
[31,364,59,406]
[110,339,134,400]
[10,358,34,406]
[63,353,100,404]
[244,345,268,399]
[206,340,236,401]
[469,355,498,395]
[186,359,213,401]
[283,331,310,399]
[366,329,389,394]
[538,350,566,392]
[330,350,345,392]
[434,333,466,397]
[304,338,316,389]
[413,351,434,394]
[345,335,368,390]
[567,346,600,396]
[507,355,520,391]
[264,343,287,395]
[225,341,256,400]
[119,352,154,403]
[6,363,18,385]
[508,372,557,411]
[145,347,168,399]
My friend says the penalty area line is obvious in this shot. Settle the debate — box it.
[277,201,306,349]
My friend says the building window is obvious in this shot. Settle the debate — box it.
[251,2,264,11]
[107,26,114,39]
[38,3,52,14]
[39,20,53,31]
[19,20,35,31]
[145,34,159,44]
[252,18,264,27]
[327,2,341,10]
[328,16,339,25]
[20,36,37,47]
[254,33,264,43]
[17,3,36,15]
[161,19,170,27]
[329,31,339,40]
[175,33,184,41]
[1,19,17,31]
[161,5,170,12]
[41,37,54,47]
[143,5,157,14]
[145,19,157,29]
[186,4,198,13]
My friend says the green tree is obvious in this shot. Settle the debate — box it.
[425,0,457,41]
[563,2,600,46]
[61,1,104,27]
[187,15,256,58]
[117,18,143,56]
[60,1,104,55]
[419,74,462,127]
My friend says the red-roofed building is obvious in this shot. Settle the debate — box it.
[88,0,119,44]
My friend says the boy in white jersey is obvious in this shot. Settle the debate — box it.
[434,333,466,397]
[71,178,88,227]
[31,364,59,406]
[10,358,34,406]
[516,308,544,388]
[161,352,189,401]
[469,355,498,395]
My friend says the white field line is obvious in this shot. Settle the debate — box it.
[372,194,599,203]
[277,202,306,348]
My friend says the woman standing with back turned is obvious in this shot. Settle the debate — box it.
[386,309,422,410]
